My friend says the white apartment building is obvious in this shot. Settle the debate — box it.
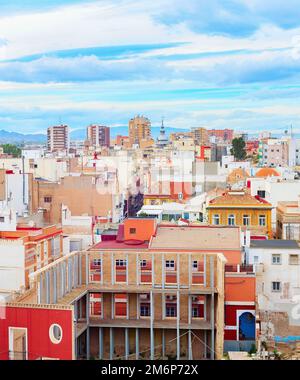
[248,177,300,228]
[246,240,300,336]
[61,204,93,252]
[0,170,31,217]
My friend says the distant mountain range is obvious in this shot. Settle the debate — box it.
[0,129,46,144]
[0,127,190,144]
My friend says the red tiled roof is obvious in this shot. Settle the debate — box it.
[255,168,280,177]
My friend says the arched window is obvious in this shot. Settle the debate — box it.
[228,214,235,226]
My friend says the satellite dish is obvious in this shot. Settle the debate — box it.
[28,220,35,228]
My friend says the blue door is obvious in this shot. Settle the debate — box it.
[239,312,255,341]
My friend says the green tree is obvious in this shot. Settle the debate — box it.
[230,137,246,160]
[1,144,22,158]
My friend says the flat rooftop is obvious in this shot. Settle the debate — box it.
[250,240,300,249]
[150,225,241,250]
[90,239,149,250]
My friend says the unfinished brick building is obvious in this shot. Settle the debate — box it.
[2,218,256,360]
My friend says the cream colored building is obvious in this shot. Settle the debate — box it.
[128,115,151,146]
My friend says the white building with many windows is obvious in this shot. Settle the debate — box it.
[247,239,300,308]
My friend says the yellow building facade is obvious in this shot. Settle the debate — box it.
[207,190,273,238]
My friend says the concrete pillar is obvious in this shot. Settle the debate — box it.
[125,328,129,360]
[53,266,57,303]
[188,329,192,360]
[188,254,191,286]
[188,294,192,325]
[86,293,90,324]
[177,290,180,360]
[177,253,180,289]
[211,294,215,360]
[150,290,154,360]
[74,255,78,287]
[203,256,207,287]
[151,253,155,286]
[204,330,207,359]
[46,270,50,304]
[162,253,165,288]
[86,328,90,360]
[126,254,129,285]
[74,300,78,323]
[162,329,165,359]
[110,328,114,360]
[135,328,139,360]
[61,263,65,297]
[137,294,140,319]
[136,253,139,285]
[111,253,115,285]
[70,258,73,289]
[38,274,42,304]
[85,253,89,285]
[75,336,78,360]
[99,328,103,360]
[79,254,82,285]
[79,297,83,319]
[111,293,114,319]
[100,253,104,285]
[67,259,71,292]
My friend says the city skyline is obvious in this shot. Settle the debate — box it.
[0,0,300,134]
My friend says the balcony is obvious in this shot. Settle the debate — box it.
[225,264,254,274]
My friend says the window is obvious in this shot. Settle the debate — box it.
[140,305,150,317]
[192,307,201,318]
[49,324,63,344]
[254,256,259,264]
[259,215,266,227]
[166,306,177,317]
[129,228,136,234]
[165,260,175,270]
[140,260,147,268]
[289,255,299,265]
[243,215,250,226]
[93,259,101,267]
[44,196,52,203]
[192,261,198,271]
[257,190,266,198]
[272,254,281,265]
[228,214,235,226]
[116,259,127,267]
[0,216,4,223]
[272,282,281,292]
[213,214,220,225]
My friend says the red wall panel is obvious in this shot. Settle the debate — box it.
[225,305,255,327]
[0,306,73,360]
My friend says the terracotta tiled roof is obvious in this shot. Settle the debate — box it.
[207,190,272,207]
[255,168,280,177]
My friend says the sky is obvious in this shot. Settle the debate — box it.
[0,0,300,134]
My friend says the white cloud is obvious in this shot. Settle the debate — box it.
[0,0,185,60]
